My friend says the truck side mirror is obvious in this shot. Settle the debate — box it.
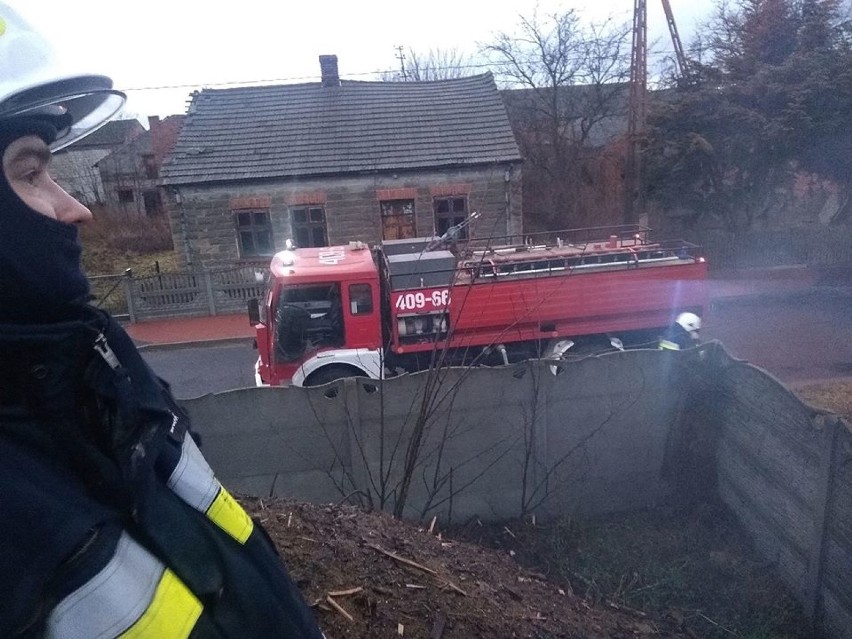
[247,298,261,325]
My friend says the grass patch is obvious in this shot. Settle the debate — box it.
[560,503,809,638]
[450,501,813,639]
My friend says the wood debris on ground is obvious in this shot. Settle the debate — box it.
[243,498,700,638]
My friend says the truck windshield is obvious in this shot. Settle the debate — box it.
[274,283,344,361]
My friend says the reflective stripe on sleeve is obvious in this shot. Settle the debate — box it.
[167,433,254,544]
[206,486,254,544]
[167,434,219,512]
[46,533,202,639]
[659,339,681,351]
[119,569,202,639]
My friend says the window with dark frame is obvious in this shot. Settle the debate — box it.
[291,206,328,248]
[235,209,274,257]
[433,196,469,238]
[117,188,134,204]
[380,199,415,240]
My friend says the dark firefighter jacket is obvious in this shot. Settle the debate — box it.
[0,305,324,639]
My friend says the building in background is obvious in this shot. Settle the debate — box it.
[500,84,630,232]
[161,56,523,270]
[97,115,185,216]
[51,119,145,206]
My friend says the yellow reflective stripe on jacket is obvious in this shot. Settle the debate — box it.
[206,486,253,543]
[46,533,201,639]
[119,569,202,639]
[659,339,681,351]
[167,433,254,544]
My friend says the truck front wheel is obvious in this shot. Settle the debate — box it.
[304,364,365,387]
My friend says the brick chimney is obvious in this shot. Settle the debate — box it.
[148,115,160,131]
[319,55,340,87]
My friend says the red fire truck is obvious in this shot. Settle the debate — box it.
[249,222,707,386]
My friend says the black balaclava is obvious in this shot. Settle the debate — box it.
[0,115,91,323]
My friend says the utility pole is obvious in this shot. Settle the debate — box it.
[394,45,408,81]
[625,0,647,225]
[661,0,690,81]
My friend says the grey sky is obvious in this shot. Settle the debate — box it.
[10,0,717,119]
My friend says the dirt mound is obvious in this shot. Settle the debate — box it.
[244,498,693,638]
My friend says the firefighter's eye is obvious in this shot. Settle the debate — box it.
[11,159,45,186]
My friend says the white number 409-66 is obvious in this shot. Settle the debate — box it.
[395,289,450,311]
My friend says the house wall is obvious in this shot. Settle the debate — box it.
[98,116,185,216]
[165,164,523,270]
[51,149,112,205]
[98,135,159,216]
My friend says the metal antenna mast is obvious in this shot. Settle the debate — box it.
[394,45,408,81]
[625,0,648,224]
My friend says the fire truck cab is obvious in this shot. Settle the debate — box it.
[252,242,384,387]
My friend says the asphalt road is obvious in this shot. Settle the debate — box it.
[142,341,259,398]
[703,289,852,386]
[141,289,852,398]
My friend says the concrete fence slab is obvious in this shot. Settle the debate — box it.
[180,344,852,638]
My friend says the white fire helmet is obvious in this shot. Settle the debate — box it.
[676,312,702,337]
[0,3,125,150]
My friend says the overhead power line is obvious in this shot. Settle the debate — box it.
[122,47,682,93]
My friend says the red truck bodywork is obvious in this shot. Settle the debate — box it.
[253,226,707,386]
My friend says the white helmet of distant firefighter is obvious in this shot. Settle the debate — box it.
[675,312,702,337]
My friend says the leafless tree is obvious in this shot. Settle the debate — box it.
[380,47,479,82]
[485,10,632,230]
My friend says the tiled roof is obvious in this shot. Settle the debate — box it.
[161,73,521,186]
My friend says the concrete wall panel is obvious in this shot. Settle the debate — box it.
[179,344,852,637]
[182,350,688,522]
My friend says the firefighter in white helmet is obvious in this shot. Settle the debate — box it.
[0,4,324,637]
[659,312,702,351]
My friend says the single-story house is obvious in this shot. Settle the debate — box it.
[160,56,523,270]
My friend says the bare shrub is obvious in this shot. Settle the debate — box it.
[81,204,174,254]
